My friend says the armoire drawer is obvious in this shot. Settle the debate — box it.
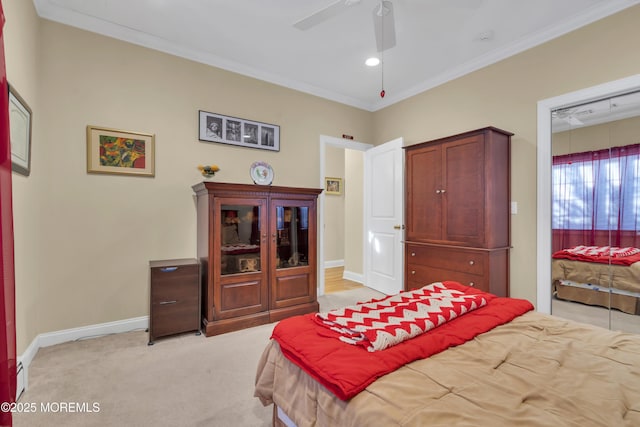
[406,244,487,276]
[406,264,488,292]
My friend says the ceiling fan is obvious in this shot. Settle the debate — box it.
[552,108,587,126]
[294,0,397,52]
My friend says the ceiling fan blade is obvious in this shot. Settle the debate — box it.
[373,1,396,52]
[294,0,361,31]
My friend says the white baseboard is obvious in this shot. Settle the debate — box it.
[324,259,344,269]
[343,270,364,284]
[17,315,149,396]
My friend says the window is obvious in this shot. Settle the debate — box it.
[552,144,640,231]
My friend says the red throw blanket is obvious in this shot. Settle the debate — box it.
[314,281,490,351]
[552,245,640,266]
[271,281,534,400]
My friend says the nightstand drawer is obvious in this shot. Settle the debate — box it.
[150,263,199,285]
[148,258,200,344]
[151,280,199,305]
[151,301,199,338]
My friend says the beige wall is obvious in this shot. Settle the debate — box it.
[553,115,640,155]
[4,0,372,353]
[324,145,345,263]
[3,0,43,355]
[344,149,364,276]
[4,1,640,354]
[371,5,640,304]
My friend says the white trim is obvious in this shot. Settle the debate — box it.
[37,316,148,348]
[536,73,640,315]
[17,316,149,394]
[324,259,344,269]
[34,0,639,111]
[343,270,364,285]
[319,135,373,297]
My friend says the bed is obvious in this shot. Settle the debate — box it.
[254,281,640,426]
[552,245,640,315]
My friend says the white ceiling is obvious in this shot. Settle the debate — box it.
[33,0,640,112]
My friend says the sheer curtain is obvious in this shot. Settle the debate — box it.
[552,143,640,252]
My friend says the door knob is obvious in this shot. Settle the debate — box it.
[393,225,405,230]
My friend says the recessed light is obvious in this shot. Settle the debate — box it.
[365,57,380,67]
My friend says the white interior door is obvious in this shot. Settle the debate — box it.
[364,137,404,295]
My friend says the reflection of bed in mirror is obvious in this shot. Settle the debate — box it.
[552,246,640,315]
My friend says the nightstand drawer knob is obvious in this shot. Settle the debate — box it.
[160,267,178,273]
[469,260,475,265]
[411,270,416,275]
[469,282,475,287]
[411,252,416,257]
[159,300,178,305]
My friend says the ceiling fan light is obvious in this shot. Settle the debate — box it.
[365,57,380,66]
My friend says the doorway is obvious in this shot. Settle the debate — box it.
[318,135,372,296]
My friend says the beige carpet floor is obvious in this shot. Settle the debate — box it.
[13,286,384,427]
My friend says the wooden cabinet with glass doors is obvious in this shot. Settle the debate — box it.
[193,182,322,336]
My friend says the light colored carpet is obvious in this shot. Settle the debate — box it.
[552,297,640,334]
[13,286,384,427]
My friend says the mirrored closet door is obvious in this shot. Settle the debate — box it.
[550,91,640,334]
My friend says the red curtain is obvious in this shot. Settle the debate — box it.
[0,0,17,425]
[552,144,640,253]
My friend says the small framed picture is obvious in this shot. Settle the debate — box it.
[8,84,33,176]
[325,177,343,195]
[198,110,280,152]
[86,125,155,177]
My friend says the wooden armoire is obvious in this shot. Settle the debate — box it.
[404,127,512,296]
[193,182,322,336]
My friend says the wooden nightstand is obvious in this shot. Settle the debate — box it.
[148,258,201,345]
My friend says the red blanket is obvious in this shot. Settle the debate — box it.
[552,245,640,266]
[271,281,533,400]
[314,281,490,352]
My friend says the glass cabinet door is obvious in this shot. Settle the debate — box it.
[274,205,310,269]
[219,203,263,275]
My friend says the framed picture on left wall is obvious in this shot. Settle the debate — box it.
[86,125,155,177]
[8,84,33,176]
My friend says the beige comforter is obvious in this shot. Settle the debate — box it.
[255,311,640,427]
[551,258,640,292]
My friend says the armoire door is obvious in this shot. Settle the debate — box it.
[442,135,485,246]
[406,144,442,242]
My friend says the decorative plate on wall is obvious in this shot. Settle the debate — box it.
[250,161,274,185]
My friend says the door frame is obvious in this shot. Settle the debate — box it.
[318,135,372,296]
[536,73,640,314]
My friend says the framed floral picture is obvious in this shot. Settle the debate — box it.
[86,125,155,177]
